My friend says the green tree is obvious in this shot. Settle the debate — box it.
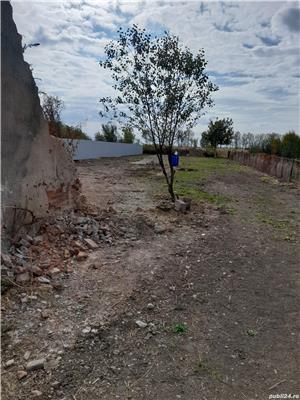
[41,94,64,137]
[261,133,281,155]
[95,124,118,142]
[121,126,135,143]
[60,123,91,140]
[201,118,234,154]
[281,131,300,159]
[99,25,218,200]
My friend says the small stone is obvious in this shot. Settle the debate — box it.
[76,216,87,224]
[1,265,14,279]
[82,326,91,334]
[182,197,191,211]
[30,266,43,276]
[5,359,15,367]
[28,295,38,300]
[135,320,148,328]
[37,276,51,284]
[14,266,28,274]
[25,235,33,243]
[16,258,26,267]
[33,235,43,245]
[1,253,13,268]
[83,238,98,250]
[21,297,28,304]
[24,351,31,360]
[31,390,42,397]
[74,241,85,250]
[174,199,188,212]
[19,238,31,247]
[48,267,61,277]
[154,224,167,234]
[26,358,45,371]
[147,303,155,310]
[17,370,27,380]
[41,310,50,319]
[77,251,88,261]
[64,249,70,259]
[16,272,30,283]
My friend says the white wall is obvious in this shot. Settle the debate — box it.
[63,139,143,160]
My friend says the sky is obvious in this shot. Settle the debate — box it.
[12,0,300,140]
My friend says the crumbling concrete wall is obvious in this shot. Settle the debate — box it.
[1,1,80,235]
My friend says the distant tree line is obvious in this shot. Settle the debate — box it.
[231,131,300,159]
[199,117,300,160]
[95,124,136,144]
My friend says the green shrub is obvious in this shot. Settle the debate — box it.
[281,131,300,159]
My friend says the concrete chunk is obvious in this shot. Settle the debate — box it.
[1,253,13,268]
[83,238,98,250]
[77,251,88,261]
[135,320,148,328]
[17,370,28,380]
[174,199,187,212]
[16,272,30,283]
[26,358,45,371]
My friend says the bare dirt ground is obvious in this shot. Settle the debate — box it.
[2,155,299,400]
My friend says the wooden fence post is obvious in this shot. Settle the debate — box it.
[289,159,295,182]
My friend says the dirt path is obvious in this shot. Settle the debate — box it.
[2,156,299,400]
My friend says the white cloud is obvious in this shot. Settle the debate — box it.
[11,0,300,138]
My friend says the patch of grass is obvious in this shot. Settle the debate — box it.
[252,194,279,209]
[225,205,237,215]
[175,185,231,205]
[194,359,223,381]
[260,175,279,185]
[172,323,187,334]
[255,212,290,230]
[140,156,249,208]
[246,329,257,337]
[173,157,243,207]
[175,157,248,185]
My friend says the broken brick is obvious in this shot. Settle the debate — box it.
[83,238,98,250]
[77,251,88,261]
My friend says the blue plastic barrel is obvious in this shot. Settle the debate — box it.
[171,154,179,167]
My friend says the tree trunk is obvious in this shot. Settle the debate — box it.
[155,152,176,202]
[167,152,176,201]
[167,180,175,201]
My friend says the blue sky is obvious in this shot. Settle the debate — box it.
[12,1,300,140]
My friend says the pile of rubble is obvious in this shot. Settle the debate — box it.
[1,211,117,291]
